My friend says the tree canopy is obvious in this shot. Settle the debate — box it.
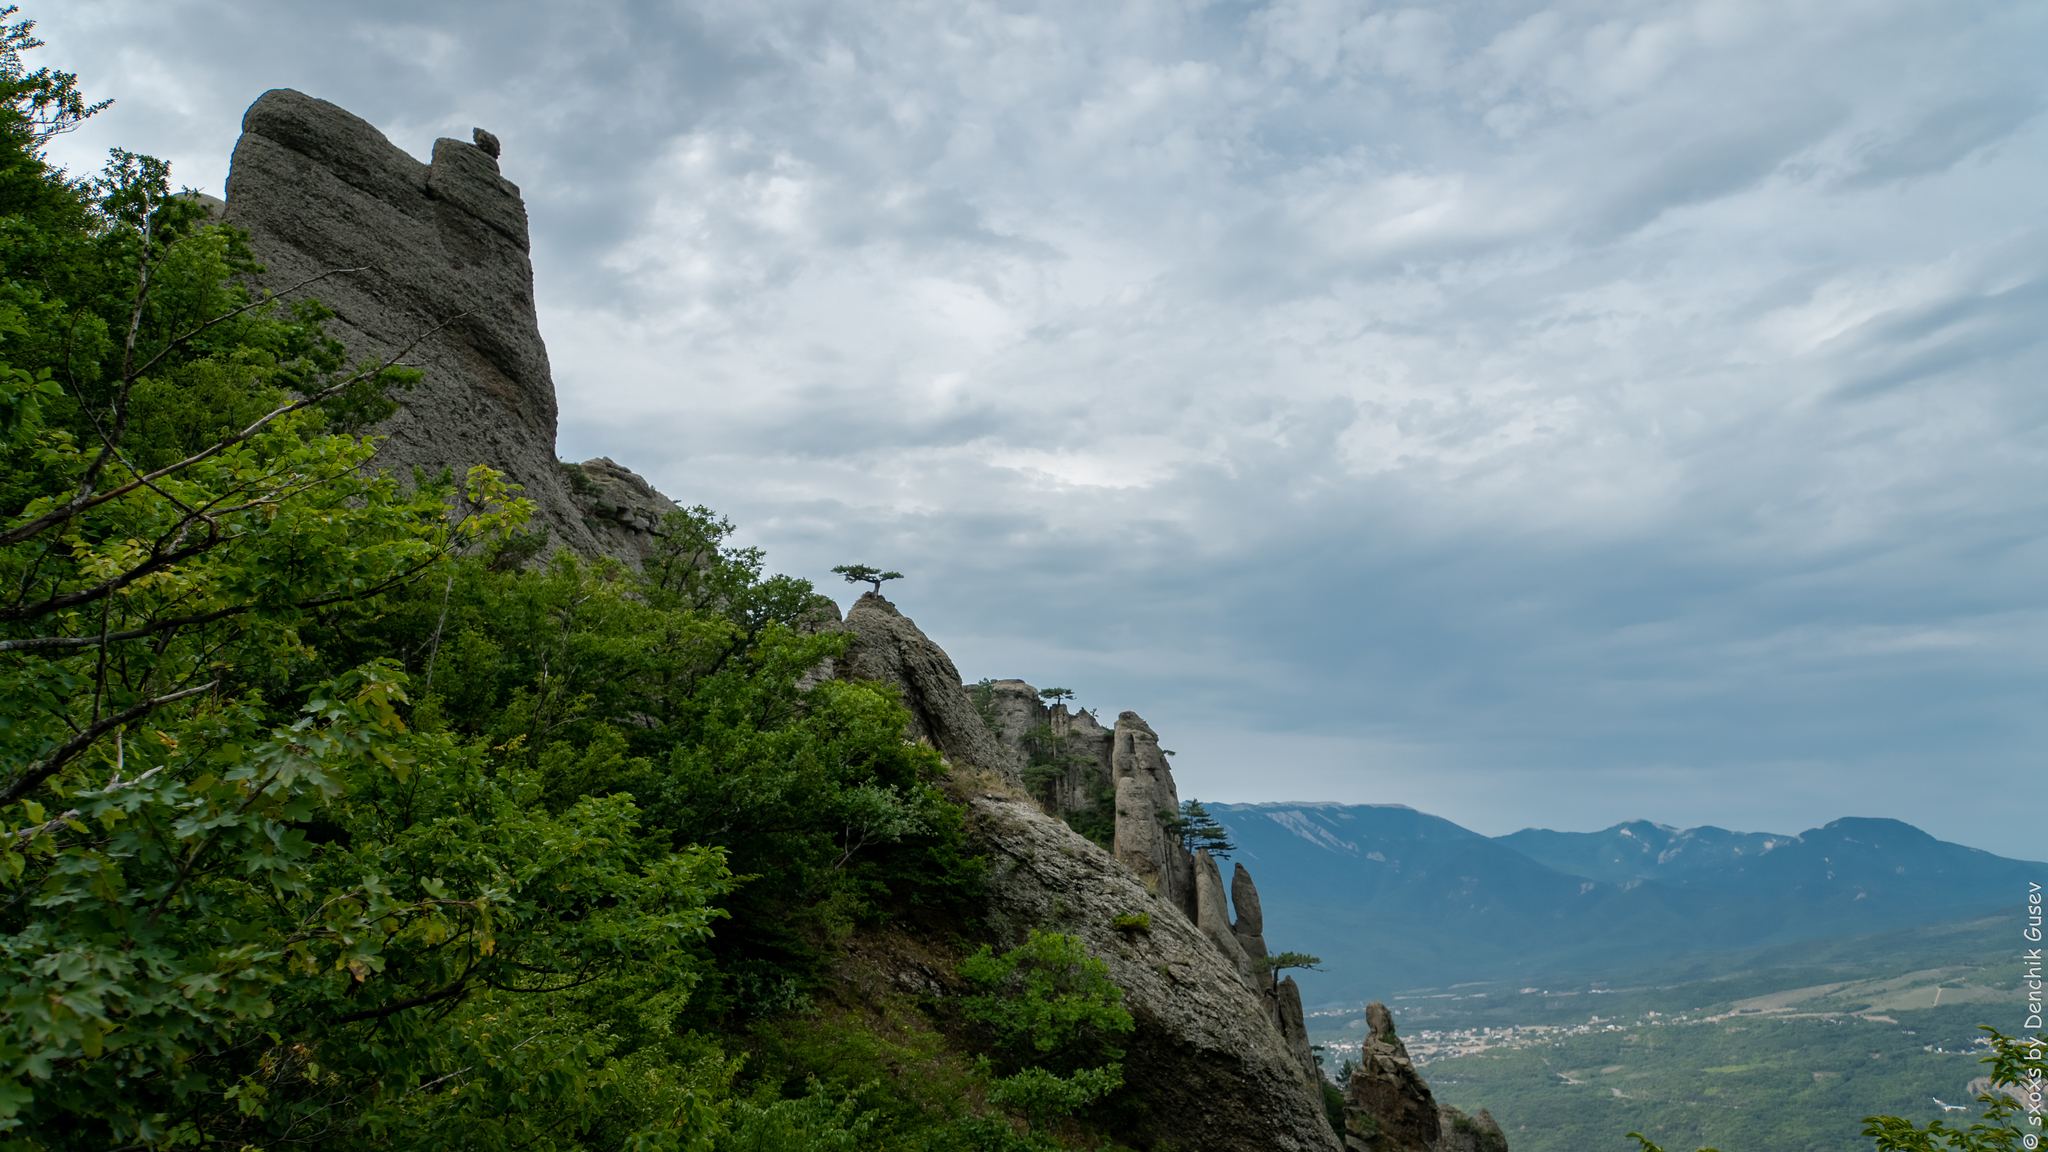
[831,563,903,595]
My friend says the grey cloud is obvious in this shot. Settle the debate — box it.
[36,0,2048,859]
[1842,92,2043,187]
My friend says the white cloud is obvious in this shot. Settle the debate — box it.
[32,0,2048,858]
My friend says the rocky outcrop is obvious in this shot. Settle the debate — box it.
[558,456,679,558]
[978,679,1116,817]
[831,594,1021,785]
[223,89,672,565]
[1111,711,1197,919]
[1343,1002,1507,1152]
[967,792,1342,1152]
[1437,1106,1508,1152]
[1194,849,1253,975]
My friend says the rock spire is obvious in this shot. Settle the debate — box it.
[1342,1002,1508,1152]
[223,89,675,563]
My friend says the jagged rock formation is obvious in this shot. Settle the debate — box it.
[222,89,673,564]
[967,792,1342,1152]
[977,679,1112,808]
[1436,1105,1510,1152]
[827,594,1022,786]
[557,456,679,558]
[1343,1002,1507,1152]
[211,87,1499,1151]
[1111,711,1197,918]
[841,642,1338,1141]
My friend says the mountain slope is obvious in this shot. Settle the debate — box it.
[1210,804,2041,1003]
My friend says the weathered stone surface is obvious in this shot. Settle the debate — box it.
[1195,849,1252,975]
[979,679,1114,812]
[1342,1002,1506,1152]
[1232,861,1267,939]
[967,793,1341,1152]
[561,456,678,558]
[1437,1105,1508,1152]
[223,89,671,565]
[1276,975,1320,1083]
[1111,711,1195,919]
[830,594,1019,785]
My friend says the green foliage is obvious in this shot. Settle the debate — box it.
[1164,799,1236,859]
[1257,951,1323,977]
[983,1063,1124,1134]
[1111,912,1151,933]
[958,930,1133,1135]
[720,1079,881,1152]
[1859,1029,2043,1152]
[959,931,1131,1075]
[831,564,903,595]
[1322,1079,1346,1136]
[0,9,108,151]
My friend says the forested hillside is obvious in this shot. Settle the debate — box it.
[0,24,1125,1149]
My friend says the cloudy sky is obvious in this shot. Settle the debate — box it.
[41,0,2048,859]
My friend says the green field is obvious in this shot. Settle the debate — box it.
[1304,909,2035,1152]
[1424,1006,2004,1152]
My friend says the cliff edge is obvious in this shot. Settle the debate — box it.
[223,89,674,563]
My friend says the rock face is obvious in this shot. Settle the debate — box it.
[1111,711,1197,919]
[967,793,1342,1152]
[1343,1002,1507,1152]
[830,594,1021,786]
[977,678,1116,816]
[222,89,672,564]
[1437,1105,1509,1152]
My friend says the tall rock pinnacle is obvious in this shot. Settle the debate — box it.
[223,89,674,562]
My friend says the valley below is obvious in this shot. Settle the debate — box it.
[1304,907,2036,1151]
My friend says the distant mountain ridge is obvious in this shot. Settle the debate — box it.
[1497,819,1792,884]
[1208,803,2041,1004]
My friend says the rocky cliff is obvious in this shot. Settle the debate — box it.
[223,89,674,563]
[834,603,1336,1140]
[966,791,1341,1152]
[217,90,1502,1151]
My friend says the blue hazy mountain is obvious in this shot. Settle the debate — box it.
[1496,820,1791,884]
[1207,803,2040,1004]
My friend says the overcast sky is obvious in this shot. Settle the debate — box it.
[40,0,2048,859]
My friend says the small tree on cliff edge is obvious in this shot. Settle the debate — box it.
[833,563,903,595]
[1164,799,1238,859]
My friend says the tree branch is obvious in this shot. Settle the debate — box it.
[0,680,217,806]
[0,310,466,549]
[328,978,471,1025]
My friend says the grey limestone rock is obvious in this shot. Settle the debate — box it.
[560,456,678,557]
[831,594,1020,785]
[472,126,501,158]
[976,679,1112,810]
[223,89,671,566]
[1276,975,1320,1084]
[1111,711,1196,919]
[1194,849,1252,975]
[1232,861,1266,939]
[1437,1106,1508,1152]
[1343,1002,1507,1152]
[968,794,1341,1152]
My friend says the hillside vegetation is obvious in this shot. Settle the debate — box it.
[0,26,1135,1150]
